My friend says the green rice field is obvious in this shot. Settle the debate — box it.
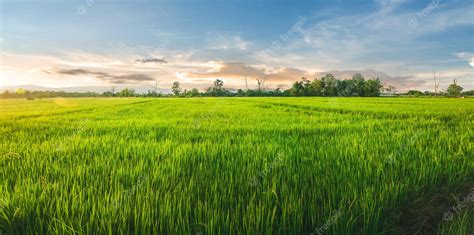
[1,97,473,234]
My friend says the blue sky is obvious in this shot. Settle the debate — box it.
[1,0,473,91]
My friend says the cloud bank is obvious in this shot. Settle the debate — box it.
[45,68,155,84]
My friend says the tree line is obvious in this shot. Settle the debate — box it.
[1,73,470,99]
[167,73,384,97]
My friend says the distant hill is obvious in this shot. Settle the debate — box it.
[0,85,172,94]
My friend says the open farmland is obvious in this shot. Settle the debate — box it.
[1,97,473,234]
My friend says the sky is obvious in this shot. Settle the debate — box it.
[0,0,473,92]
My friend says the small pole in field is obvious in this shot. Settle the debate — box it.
[433,70,441,96]
[154,79,161,94]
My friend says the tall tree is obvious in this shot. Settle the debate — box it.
[289,80,304,96]
[351,73,366,96]
[385,85,397,94]
[309,79,323,96]
[213,79,224,90]
[301,77,311,96]
[447,79,463,97]
[118,88,135,97]
[207,79,226,96]
[321,74,337,96]
[336,79,351,96]
[365,78,383,97]
[172,81,181,96]
[256,78,263,92]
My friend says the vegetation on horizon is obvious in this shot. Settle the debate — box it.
[2,73,470,99]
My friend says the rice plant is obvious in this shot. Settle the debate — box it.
[0,97,472,234]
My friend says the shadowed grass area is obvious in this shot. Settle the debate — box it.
[1,97,473,234]
[438,211,474,235]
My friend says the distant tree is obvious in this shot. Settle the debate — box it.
[15,88,26,95]
[301,77,311,96]
[289,79,305,96]
[365,78,383,97]
[338,79,357,96]
[146,90,159,97]
[335,79,348,96]
[1,90,10,99]
[103,91,114,97]
[407,90,423,97]
[213,79,224,92]
[118,88,136,97]
[309,78,323,96]
[1,89,103,99]
[385,85,397,94]
[256,78,263,92]
[190,88,200,97]
[282,73,385,97]
[321,74,337,96]
[447,79,463,97]
[207,79,227,96]
[462,90,474,96]
[172,81,181,96]
[351,73,366,96]
[272,88,283,96]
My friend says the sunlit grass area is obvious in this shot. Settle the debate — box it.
[1,97,473,234]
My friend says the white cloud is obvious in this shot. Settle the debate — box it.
[252,0,473,84]
[207,33,251,51]
[456,52,474,67]
[374,0,410,14]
